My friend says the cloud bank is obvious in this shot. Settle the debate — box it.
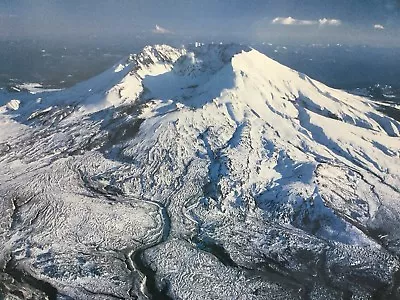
[319,18,342,26]
[374,24,385,30]
[272,17,342,26]
[271,17,315,26]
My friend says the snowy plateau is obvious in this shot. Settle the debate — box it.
[0,44,400,300]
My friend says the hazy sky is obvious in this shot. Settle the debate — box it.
[1,0,399,46]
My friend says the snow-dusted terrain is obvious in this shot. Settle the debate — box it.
[0,43,399,299]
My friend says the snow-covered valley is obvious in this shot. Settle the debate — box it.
[0,43,400,299]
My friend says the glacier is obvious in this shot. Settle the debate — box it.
[0,43,399,299]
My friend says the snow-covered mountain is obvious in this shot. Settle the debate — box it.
[0,44,399,299]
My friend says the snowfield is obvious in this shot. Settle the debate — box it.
[0,44,400,299]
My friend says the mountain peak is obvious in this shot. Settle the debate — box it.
[120,44,398,138]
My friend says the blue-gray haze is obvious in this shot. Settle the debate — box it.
[0,0,399,46]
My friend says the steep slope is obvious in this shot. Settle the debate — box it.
[0,44,399,300]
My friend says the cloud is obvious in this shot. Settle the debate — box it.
[271,17,342,27]
[272,17,315,26]
[318,18,342,26]
[374,24,385,30]
[152,24,173,34]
